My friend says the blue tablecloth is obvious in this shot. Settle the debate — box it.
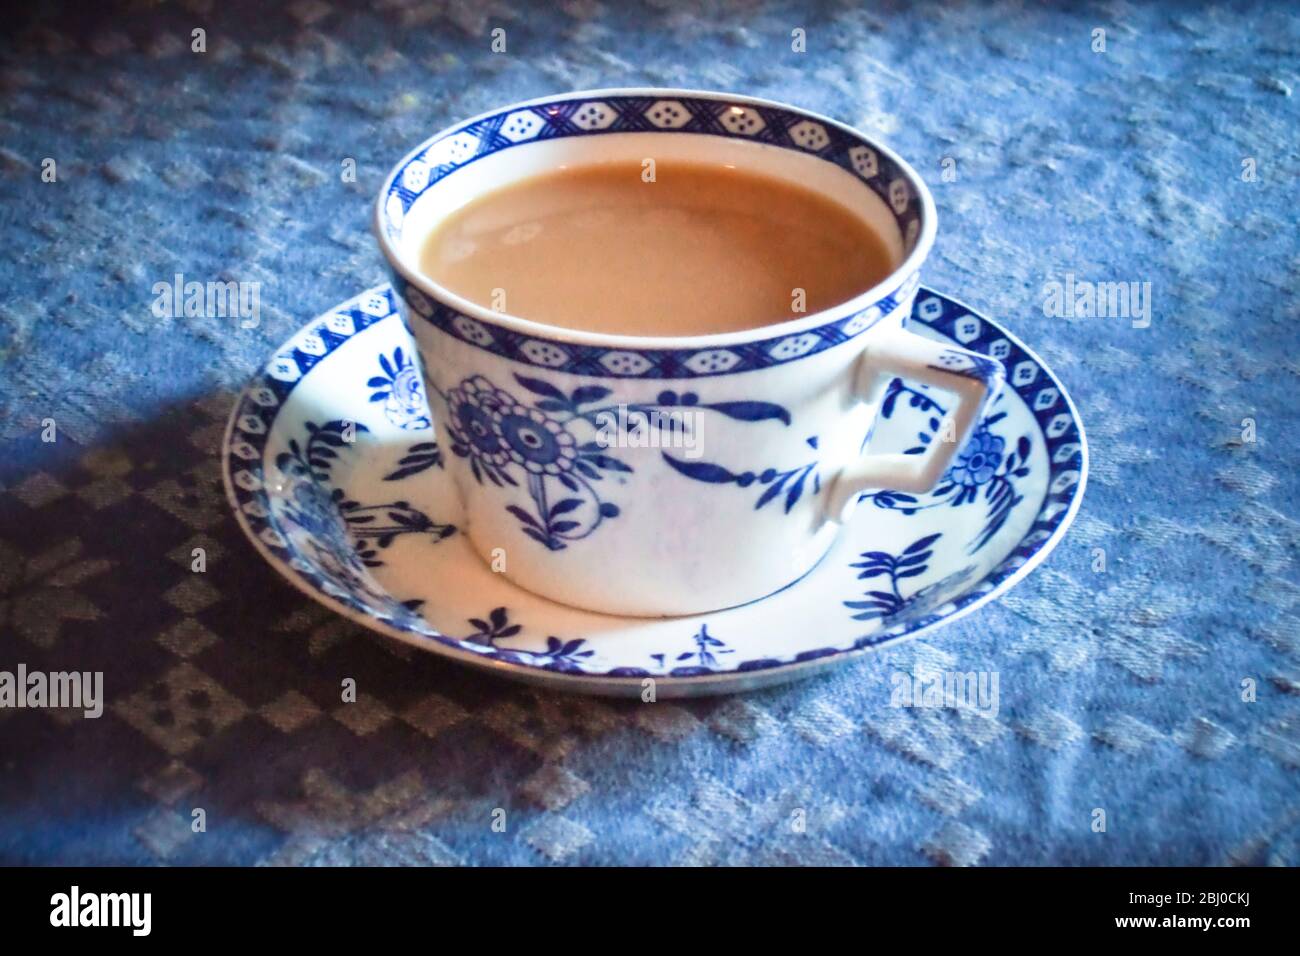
[1,0,1297,865]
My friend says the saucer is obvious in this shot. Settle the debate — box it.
[222,285,1086,696]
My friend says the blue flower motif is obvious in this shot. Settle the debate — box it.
[492,401,578,475]
[445,375,516,483]
[863,396,1031,554]
[431,370,796,550]
[386,364,428,429]
[945,426,1005,488]
[368,348,431,431]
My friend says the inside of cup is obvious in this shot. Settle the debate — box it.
[380,93,925,282]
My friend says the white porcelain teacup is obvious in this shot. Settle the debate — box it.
[374,88,1004,617]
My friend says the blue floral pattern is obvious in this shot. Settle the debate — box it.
[382,441,443,481]
[663,435,821,514]
[650,624,733,673]
[276,419,369,483]
[862,381,1033,554]
[223,285,1085,688]
[458,607,595,672]
[845,532,942,621]
[275,418,456,570]
[433,372,794,550]
[337,496,455,566]
[438,374,627,549]
[949,428,1005,489]
[844,532,977,625]
[368,347,431,431]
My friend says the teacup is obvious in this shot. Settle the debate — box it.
[374,88,1004,617]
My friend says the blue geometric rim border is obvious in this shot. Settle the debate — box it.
[382,94,924,246]
[380,91,925,379]
[386,269,920,380]
[224,284,1086,686]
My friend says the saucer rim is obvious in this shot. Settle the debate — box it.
[221,285,1088,696]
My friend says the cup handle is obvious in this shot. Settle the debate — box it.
[824,328,1005,524]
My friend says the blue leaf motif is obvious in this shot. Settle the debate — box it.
[844,532,953,622]
[904,533,942,555]
[514,374,567,401]
[662,455,738,484]
[571,385,612,405]
[755,480,786,510]
[703,401,791,426]
[549,498,583,517]
[506,505,542,529]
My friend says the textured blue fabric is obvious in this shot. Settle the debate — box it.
[0,1,1297,865]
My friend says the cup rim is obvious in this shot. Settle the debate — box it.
[372,87,938,350]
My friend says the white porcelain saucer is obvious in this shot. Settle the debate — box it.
[222,284,1086,696]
